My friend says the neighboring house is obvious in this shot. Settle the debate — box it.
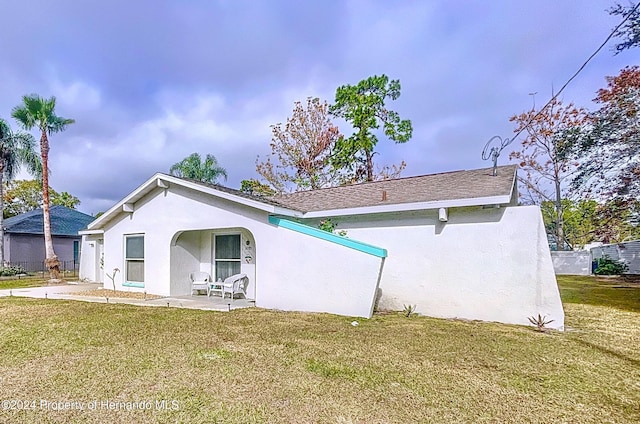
[79,165,564,329]
[3,205,94,270]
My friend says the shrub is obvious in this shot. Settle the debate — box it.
[0,266,27,276]
[594,255,628,275]
[318,219,337,233]
[318,219,348,236]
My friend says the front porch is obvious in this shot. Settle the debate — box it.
[170,228,256,298]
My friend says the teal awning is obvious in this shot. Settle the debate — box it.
[268,216,387,258]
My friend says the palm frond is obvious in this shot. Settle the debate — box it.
[0,120,40,181]
[47,115,76,135]
[12,94,74,135]
[170,152,227,184]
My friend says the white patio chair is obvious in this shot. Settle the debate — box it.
[222,273,248,301]
[190,272,211,296]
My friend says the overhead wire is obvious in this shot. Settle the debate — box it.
[495,1,640,144]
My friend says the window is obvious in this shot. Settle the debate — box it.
[125,235,144,283]
[214,234,241,281]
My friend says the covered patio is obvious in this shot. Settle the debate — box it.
[169,227,256,298]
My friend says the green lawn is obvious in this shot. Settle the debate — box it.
[0,275,638,423]
[0,276,49,290]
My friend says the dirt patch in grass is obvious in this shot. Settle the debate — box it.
[73,289,163,300]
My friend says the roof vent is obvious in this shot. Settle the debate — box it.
[382,190,387,201]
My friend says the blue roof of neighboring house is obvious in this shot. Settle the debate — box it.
[3,205,94,237]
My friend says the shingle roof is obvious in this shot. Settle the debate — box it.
[271,165,517,213]
[167,174,288,208]
[3,205,95,236]
[92,166,516,230]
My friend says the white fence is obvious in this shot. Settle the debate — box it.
[591,240,640,274]
[550,251,592,275]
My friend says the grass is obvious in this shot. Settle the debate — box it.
[0,276,49,290]
[559,274,640,312]
[0,275,638,423]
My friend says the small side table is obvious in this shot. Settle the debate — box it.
[209,279,224,298]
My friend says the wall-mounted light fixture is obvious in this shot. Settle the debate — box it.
[438,207,448,222]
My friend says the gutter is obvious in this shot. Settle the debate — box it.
[78,229,104,236]
[293,194,512,219]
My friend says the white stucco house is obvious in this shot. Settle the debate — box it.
[79,164,564,329]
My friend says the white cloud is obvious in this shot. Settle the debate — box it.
[51,80,102,110]
[0,0,628,215]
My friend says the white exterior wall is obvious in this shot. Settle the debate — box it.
[83,178,563,327]
[319,205,564,329]
[79,234,103,283]
[256,226,382,317]
[96,184,381,317]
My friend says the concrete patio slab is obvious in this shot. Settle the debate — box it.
[0,282,254,311]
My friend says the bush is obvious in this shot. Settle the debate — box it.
[594,255,628,275]
[0,266,27,276]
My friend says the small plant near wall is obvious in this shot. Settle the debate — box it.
[318,219,348,236]
[318,219,336,232]
[527,314,554,332]
[105,268,120,292]
[403,304,417,317]
[594,255,628,275]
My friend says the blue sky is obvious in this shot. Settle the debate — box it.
[0,0,637,215]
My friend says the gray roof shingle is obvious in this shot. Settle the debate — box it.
[3,205,95,236]
[166,174,288,208]
[271,165,517,213]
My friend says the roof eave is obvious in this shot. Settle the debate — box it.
[299,194,513,218]
[87,173,162,230]
[87,173,302,230]
[79,229,105,236]
[170,176,299,214]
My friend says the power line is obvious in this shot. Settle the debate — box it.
[486,1,640,149]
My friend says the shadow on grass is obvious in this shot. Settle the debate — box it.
[557,275,640,313]
[575,339,640,367]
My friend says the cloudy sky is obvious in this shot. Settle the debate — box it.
[0,0,637,215]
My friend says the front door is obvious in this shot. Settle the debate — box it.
[213,234,241,282]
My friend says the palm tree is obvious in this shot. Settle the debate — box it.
[169,152,228,184]
[12,95,75,281]
[0,119,41,265]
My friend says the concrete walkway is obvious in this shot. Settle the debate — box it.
[0,282,254,311]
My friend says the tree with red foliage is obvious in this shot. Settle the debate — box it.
[509,98,589,250]
[256,97,344,193]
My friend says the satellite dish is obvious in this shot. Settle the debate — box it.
[482,136,513,176]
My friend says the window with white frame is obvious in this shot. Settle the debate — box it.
[125,235,144,283]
